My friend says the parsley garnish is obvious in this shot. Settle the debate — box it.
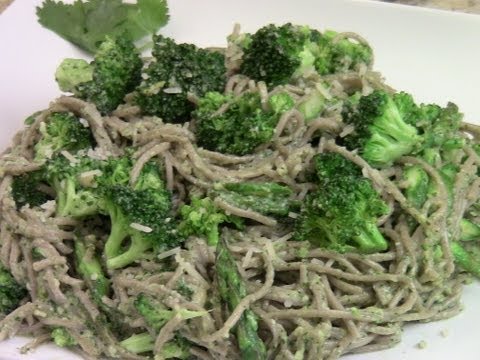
[36,0,169,53]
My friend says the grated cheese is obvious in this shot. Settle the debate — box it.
[130,223,153,233]
[60,150,78,164]
[78,169,103,187]
[163,87,183,94]
[79,118,90,127]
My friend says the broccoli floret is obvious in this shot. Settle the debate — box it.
[120,332,190,358]
[56,37,142,114]
[195,91,294,155]
[314,30,373,76]
[102,186,177,269]
[11,169,51,209]
[51,327,77,347]
[178,197,243,246]
[294,153,389,253]
[239,23,320,87]
[130,294,203,357]
[403,165,430,210]
[134,293,206,333]
[297,88,326,121]
[343,90,421,167]
[239,24,373,86]
[55,59,93,93]
[421,103,464,150]
[100,161,180,269]
[97,156,132,188]
[45,155,102,218]
[34,112,95,161]
[0,263,27,316]
[134,35,226,123]
[213,182,295,217]
[314,151,361,181]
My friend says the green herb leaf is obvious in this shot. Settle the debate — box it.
[126,0,170,39]
[36,0,169,54]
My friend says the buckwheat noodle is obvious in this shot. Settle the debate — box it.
[0,26,478,360]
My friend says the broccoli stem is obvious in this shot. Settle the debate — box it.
[216,239,267,359]
[355,223,388,253]
[104,222,128,260]
[106,237,152,270]
[56,179,76,217]
[364,132,415,167]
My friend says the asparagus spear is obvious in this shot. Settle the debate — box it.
[216,239,267,360]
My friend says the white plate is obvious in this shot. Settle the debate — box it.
[1,0,480,359]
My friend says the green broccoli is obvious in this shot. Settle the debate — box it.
[34,112,95,161]
[294,153,389,253]
[213,182,295,217]
[313,151,361,181]
[342,90,421,167]
[102,186,177,269]
[178,197,244,246]
[403,165,430,210]
[56,59,93,93]
[195,91,294,155]
[45,155,102,218]
[460,219,480,242]
[134,34,226,122]
[51,327,77,347]
[96,156,132,188]
[99,161,180,269]
[421,103,464,150]
[0,263,27,316]
[216,239,267,359]
[451,242,480,278]
[56,36,142,114]
[120,332,190,358]
[127,293,204,356]
[239,24,372,87]
[297,88,327,121]
[314,30,373,76]
[11,169,51,209]
[134,293,206,332]
[239,24,319,87]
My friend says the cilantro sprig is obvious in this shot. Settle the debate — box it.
[36,0,169,53]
